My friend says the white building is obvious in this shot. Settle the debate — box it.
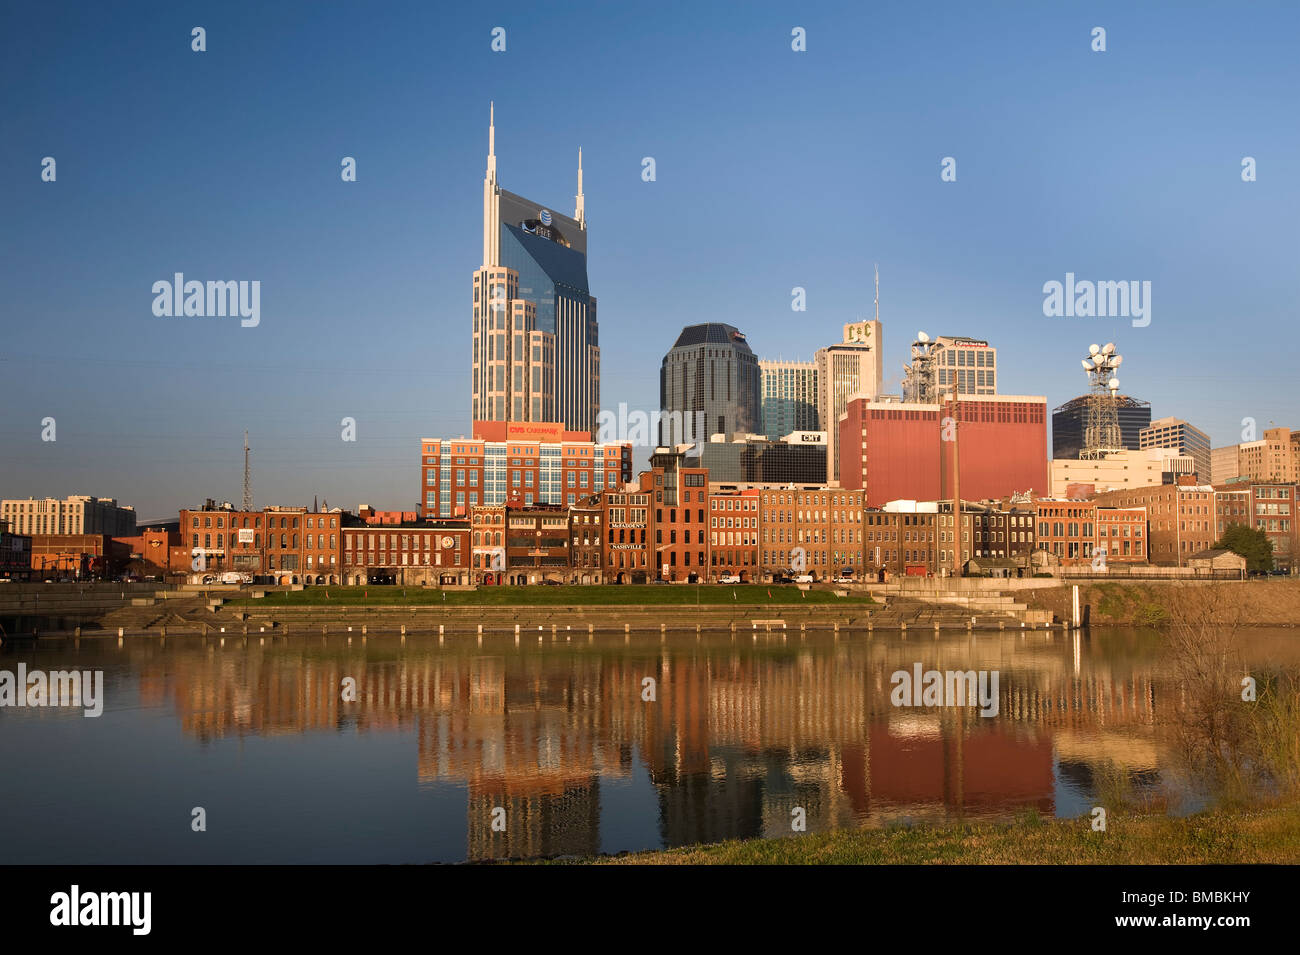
[816,320,883,485]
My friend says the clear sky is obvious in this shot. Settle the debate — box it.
[2,0,1297,521]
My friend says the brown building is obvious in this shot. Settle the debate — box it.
[114,526,184,577]
[863,508,936,578]
[29,534,127,579]
[503,506,570,584]
[707,488,760,581]
[569,496,604,584]
[1094,478,1216,566]
[342,524,469,586]
[759,487,866,581]
[602,487,651,583]
[647,449,709,582]
[0,519,33,580]
[1244,482,1297,572]
[181,502,345,583]
[181,504,267,576]
[470,504,506,584]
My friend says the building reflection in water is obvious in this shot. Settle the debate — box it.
[125,628,1299,860]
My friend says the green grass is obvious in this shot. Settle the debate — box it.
[560,803,1300,865]
[228,584,873,608]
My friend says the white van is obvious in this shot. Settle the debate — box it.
[794,574,815,584]
[719,574,741,584]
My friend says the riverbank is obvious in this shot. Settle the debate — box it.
[226,584,871,607]
[1022,579,1300,627]
[570,803,1300,864]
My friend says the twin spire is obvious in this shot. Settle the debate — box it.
[484,102,586,229]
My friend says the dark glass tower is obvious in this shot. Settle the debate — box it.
[659,324,761,446]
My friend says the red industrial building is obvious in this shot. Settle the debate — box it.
[839,395,1048,506]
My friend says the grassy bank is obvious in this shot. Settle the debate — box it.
[229,584,873,608]
[1023,579,1300,627]
[573,803,1300,864]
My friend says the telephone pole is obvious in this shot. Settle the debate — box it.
[242,431,253,512]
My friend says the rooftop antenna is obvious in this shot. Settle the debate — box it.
[874,264,879,322]
[1079,343,1125,458]
[242,430,252,512]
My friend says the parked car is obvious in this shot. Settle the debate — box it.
[773,574,794,584]
[794,574,815,584]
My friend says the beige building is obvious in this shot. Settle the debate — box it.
[816,320,883,484]
[1049,447,1193,498]
[1237,427,1299,483]
[1210,445,1240,485]
[1,495,136,537]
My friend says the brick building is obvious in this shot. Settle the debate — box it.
[419,423,632,520]
[707,488,760,581]
[839,394,1048,504]
[569,496,604,584]
[0,520,32,580]
[863,505,937,578]
[602,487,651,583]
[646,449,710,582]
[502,506,570,584]
[28,534,128,579]
[114,525,184,577]
[1093,478,1214,566]
[342,524,469,586]
[180,502,345,583]
[1244,482,1297,572]
[758,487,866,581]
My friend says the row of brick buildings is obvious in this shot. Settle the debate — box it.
[143,462,1296,587]
[4,467,1293,584]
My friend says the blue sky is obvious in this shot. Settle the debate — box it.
[2,0,1297,520]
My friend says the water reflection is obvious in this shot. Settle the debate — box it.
[3,628,1296,863]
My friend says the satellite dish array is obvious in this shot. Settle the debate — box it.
[1082,342,1122,392]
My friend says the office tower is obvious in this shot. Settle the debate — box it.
[659,324,761,446]
[1139,416,1211,479]
[472,104,599,434]
[758,359,820,440]
[816,319,883,484]
[901,335,997,403]
[1052,395,1151,458]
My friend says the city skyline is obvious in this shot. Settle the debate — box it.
[3,1,1299,520]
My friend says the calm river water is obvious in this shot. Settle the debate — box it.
[1,626,1295,863]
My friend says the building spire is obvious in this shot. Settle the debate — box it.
[575,147,585,229]
[487,101,496,181]
[483,102,500,268]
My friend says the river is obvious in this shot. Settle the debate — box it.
[1,626,1295,863]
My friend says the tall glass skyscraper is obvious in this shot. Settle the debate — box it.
[660,324,761,446]
[759,359,820,440]
[472,104,599,434]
